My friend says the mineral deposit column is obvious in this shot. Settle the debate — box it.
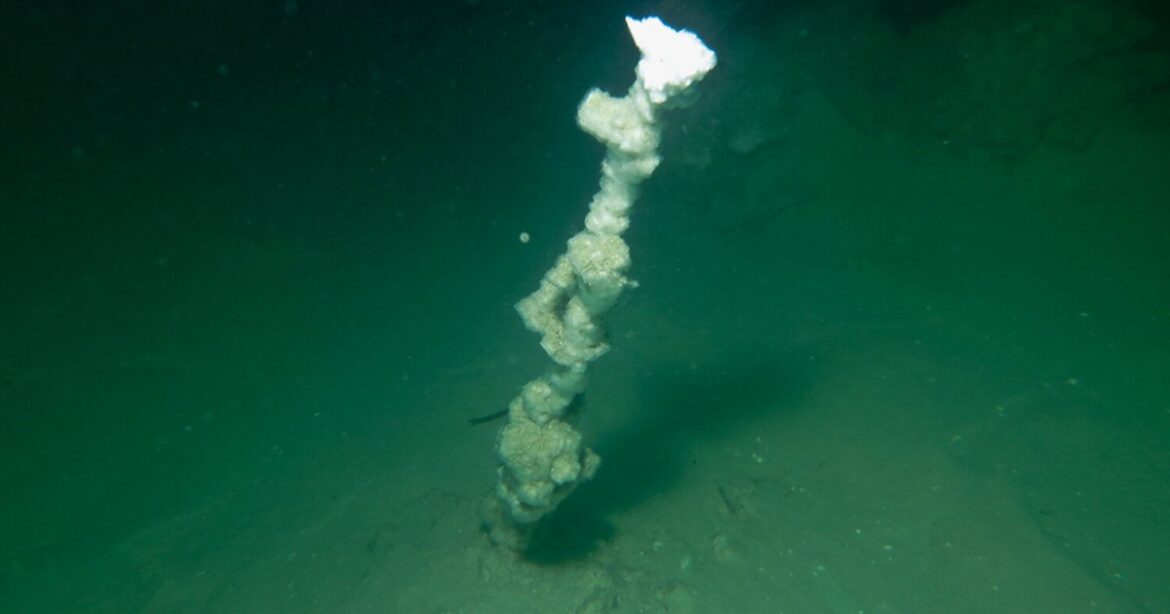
[482,16,717,550]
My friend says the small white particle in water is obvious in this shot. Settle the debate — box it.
[519,231,530,244]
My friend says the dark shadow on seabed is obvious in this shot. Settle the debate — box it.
[522,345,824,563]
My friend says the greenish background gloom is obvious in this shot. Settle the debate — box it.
[2,0,1168,611]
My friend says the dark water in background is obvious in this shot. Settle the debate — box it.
[2,1,1168,612]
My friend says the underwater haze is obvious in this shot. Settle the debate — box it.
[2,0,1168,611]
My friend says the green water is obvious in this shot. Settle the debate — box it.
[2,0,1168,612]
